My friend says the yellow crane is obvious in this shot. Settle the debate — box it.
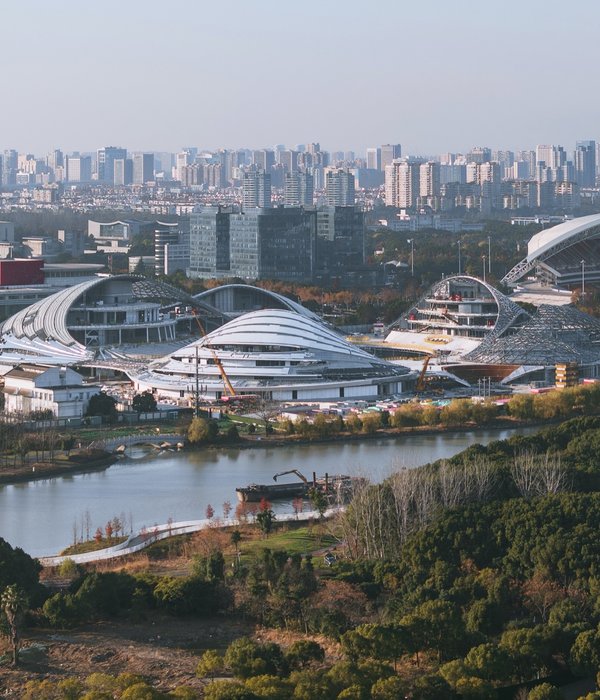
[190,308,236,398]
[415,355,431,392]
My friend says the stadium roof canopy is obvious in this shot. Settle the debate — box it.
[503,214,600,286]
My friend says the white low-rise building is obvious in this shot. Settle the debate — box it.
[2,365,100,418]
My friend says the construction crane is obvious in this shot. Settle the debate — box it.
[415,355,431,392]
[190,308,236,398]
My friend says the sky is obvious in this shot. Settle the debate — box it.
[2,0,600,157]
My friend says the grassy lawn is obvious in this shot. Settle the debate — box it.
[60,536,128,556]
[239,524,338,560]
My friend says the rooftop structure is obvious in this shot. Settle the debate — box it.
[136,309,414,402]
[503,214,600,288]
[385,275,529,360]
[193,284,321,321]
[0,275,227,365]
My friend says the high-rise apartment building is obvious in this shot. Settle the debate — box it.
[466,147,492,164]
[385,159,422,208]
[380,144,402,171]
[419,161,441,197]
[325,169,355,206]
[284,171,314,206]
[97,146,127,184]
[536,145,566,170]
[252,149,275,173]
[575,141,596,188]
[243,170,272,209]
[132,153,154,184]
[278,150,298,173]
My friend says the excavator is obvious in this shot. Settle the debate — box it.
[190,307,236,398]
[273,468,310,484]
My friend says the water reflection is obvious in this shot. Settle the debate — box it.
[0,427,537,557]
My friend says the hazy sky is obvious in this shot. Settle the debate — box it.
[2,0,600,156]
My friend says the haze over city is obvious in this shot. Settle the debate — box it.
[2,0,600,154]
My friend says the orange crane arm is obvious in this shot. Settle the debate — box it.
[190,308,236,397]
[416,355,431,392]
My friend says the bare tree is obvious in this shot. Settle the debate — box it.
[537,451,570,495]
[511,451,539,498]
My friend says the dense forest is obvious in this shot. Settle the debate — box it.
[5,416,600,697]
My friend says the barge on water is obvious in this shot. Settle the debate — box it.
[236,469,359,503]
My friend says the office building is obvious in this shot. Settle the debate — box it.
[316,206,364,271]
[325,169,355,206]
[243,170,272,209]
[366,148,381,170]
[466,146,492,164]
[189,207,315,282]
[65,155,92,183]
[97,146,127,184]
[380,144,402,171]
[284,171,314,206]
[132,153,154,184]
[113,158,133,186]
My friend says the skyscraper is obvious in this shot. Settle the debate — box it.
[325,169,355,206]
[97,146,127,184]
[366,148,381,170]
[575,141,596,187]
[419,161,441,197]
[65,155,92,183]
[243,170,272,209]
[380,144,402,171]
[132,153,155,184]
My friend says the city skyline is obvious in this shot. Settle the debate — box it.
[2,0,600,154]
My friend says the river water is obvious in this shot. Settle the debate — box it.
[0,427,538,557]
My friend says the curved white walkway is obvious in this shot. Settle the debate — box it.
[39,508,339,567]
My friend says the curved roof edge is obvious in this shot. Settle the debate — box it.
[194,284,321,322]
[503,214,600,284]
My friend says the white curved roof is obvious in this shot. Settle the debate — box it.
[175,309,391,367]
[527,214,600,261]
[194,284,321,321]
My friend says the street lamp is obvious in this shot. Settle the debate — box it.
[407,239,414,277]
[487,236,491,273]
[482,255,486,283]
[457,240,462,275]
[581,259,586,298]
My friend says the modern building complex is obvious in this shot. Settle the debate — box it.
[188,206,364,282]
[503,213,600,289]
[325,169,355,206]
[0,275,227,365]
[135,309,415,402]
[242,170,272,209]
[385,276,529,361]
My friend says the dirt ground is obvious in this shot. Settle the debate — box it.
[0,615,254,696]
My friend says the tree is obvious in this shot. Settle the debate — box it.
[370,677,407,700]
[570,628,600,676]
[86,391,117,419]
[197,649,224,681]
[309,488,328,519]
[224,637,287,679]
[1,584,28,666]
[203,680,258,700]
[527,683,562,700]
[285,640,325,670]
[256,499,276,537]
[188,417,219,444]
[132,392,157,413]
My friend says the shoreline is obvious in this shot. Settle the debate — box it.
[0,416,560,488]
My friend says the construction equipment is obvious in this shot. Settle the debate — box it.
[273,468,309,484]
[190,308,236,397]
[415,355,432,392]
